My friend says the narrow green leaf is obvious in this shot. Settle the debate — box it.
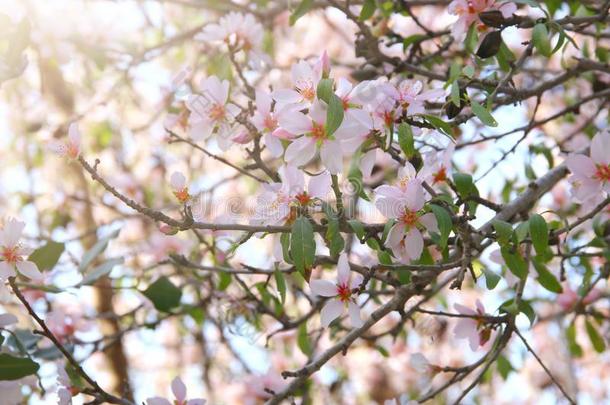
[450,81,460,107]
[297,323,312,355]
[281,233,292,264]
[567,322,583,357]
[496,355,513,380]
[348,219,366,240]
[429,204,452,249]
[453,172,475,197]
[397,122,415,158]
[78,257,123,286]
[142,276,182,312]
[500,246,528,279]
[28,241,65,272]
[471,99,498,127]
[291,217,316,279]
[289,0,314,25]
[484,269,501,290]
[529,214,549,257]
[316,78,334,103]
[532,259,562,293]
[326,94,344,136]
[275,268,287,304]
[532,23,552,57]
[218,271,232,291]
[585,319,606,353]
[359,0,376,21]
[492,220,514,245]
[79,228,120,272]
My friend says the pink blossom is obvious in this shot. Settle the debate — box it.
[557,286,603,311]
[375,182,438,262]
[170,171,191,204]
[252,90,296,157]
[396,80,445,116]
[46,309,89,343]
[448,0,517,39]
[310,253,364,328]
[566,130,610,202]
[453,299,491,351]
[272,59,322,107]
[422,143,455,185]
[0,218,43,282]
[146,377,206,405]
[242,370,285,401]
[252,165,331,226]
[186,76,240,144]
[48,123,81,159]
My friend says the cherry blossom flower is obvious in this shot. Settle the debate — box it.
[557,286,603,311]
[252,165,331,226]
[242,370,285,402]
[252,90,296,157]
[310,253,364,328]
[280,101,356,174]
[272,59,322,107]
[170,171,191,204]
[448,0,517,39]
[0,218,43,281]
[195,12,266,67]
[48,122,81,159]
[186,76,239,145]
[46,309,89,343]
[56,366,73,405]
[146,377,206,405]
[566,129,610,202]
[422,143,455,185]
[454,300,492,351]
[375,183,438,262]
[396,80,445,116]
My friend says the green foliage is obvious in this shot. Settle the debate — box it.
[0,354,39,381]
[142,276,182,312]
[28,241,64,272]
[291,217,316,280]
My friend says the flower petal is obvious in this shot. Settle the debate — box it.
[171,377,187,402]
[337,253,350,285]
[348,301,364,328]
[308,171,331,200]
[16,261,43,281]
[310,280,338,297]
[320,299,343,327]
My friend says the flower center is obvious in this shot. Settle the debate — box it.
[174,188,190,203]
[310,122,326,140]
[209,104,226,121]
[401,210,419,227]
[433,166,447,183]
[297,82,315,102]
[263,115,278,131]
[295,192,311,206]
[336,283,351,303]
[594,164,610,182]
[467,1,475,13]
[67,142,79,159]
[1,246,21,264]
[383,111,394,127]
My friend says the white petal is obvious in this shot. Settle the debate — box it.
[360,149,377,178]
[404,228,423,260]
[170,172,186,190]
[310,280,338,297]
[272,89,302,104]
[0,313,18,327]
[278,111,312,135]
[320,140,343,174]
[348,301,364,328]
[350,273,364,289]
[0,262,16,279]
[320,299,343,327]
[337,253,350,285]
[385,223,406,249]
[255,89,272,114]
[591,130,610,165]
[171,377,187,402]
[566,154,596,178]
[146,398,171,405]
[419,212,439,234]
[263,133,284,158]
[16,261,43,281]
[285,137,316,166]
[307,171,331,200]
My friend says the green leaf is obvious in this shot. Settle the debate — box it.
[79,228,121,272]
[348,219,366,240]
[142,276,182,312]
[397,123,415,158]
[275,268,287,304]
[326,94,344,136]
[422,114,453,137]
[289,0,314,25]
[359,0,376,21]
[0,354,39,381]
[585,319,606,353]
[470,99,498,127]
[316,78,334,103]
[297,323,312,355]
[78,257,123,286]
[218,271,232,291]
[465,23,478,54]
[450,81,461,107]
[429,204,452,249]
[453,172,475,197]
[500,247,528,279]
[492,220,514,245]
[291,217,316,280]
[325,215,345,257]
[532,23,552,57]
[28,241,65,272]
[532,259,562,293]
[281,233,292,264]
[529,214,549,257]
[567,322,583,357]
[496,355,513,380]
[484,269,501,290]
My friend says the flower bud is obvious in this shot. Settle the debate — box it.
[476,30,503,59]
[478,10,506,28]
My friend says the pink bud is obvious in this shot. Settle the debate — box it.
[319,50,330,78]
[159,224,178,235]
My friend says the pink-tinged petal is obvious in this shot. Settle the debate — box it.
[418,88,445,102]
[468,331,481,351]
[279,165,305,193]
[591,130,610,166]
[350,273,364,289]
[310,101,327,125]
[68,122,81,144]
[187,400,206,405]
[419,212,439,234]
[278,111,312,135]
[337,253,350,285]
[170,172,186,190]
[0,262,16,279]
[310,280,338,297]
[272,89,302,104]
[566,154,596,178]
[334,120,369,141]
[0,313,17,327]
[16,261,43,281]
[499,2,517,18]
[385,223,406,248]
[340,136,365,154]
[3,218,25,246]
[453,318,477,338]
[488,248,504,265]
[348,108,374,129]
[291,60,315,84]
[308,171,331,200]
[454,303,476,315]
[360,149,377,178]
[405,182,425,211]
[271,128,295,140]
[573,179,602,201]
[263,133,284,158]
[201,76,228,104]
[189,120,214,142]
[404,228,423,260]
[320,299,344,327]
[335,77,353,98]
[285,137,317,166]
[146,398,172,405]
[320,140,343,174]
[475,299,485,315]
[375,195,406,219]
[171,377,187,402]
[348,301,364,328]
[255,89,272,115]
